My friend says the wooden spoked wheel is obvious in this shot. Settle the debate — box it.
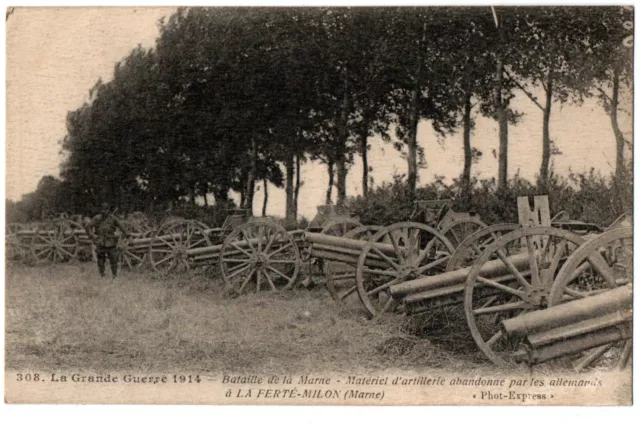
[355,222,455,317]
[463,227,586,366]
[302,217,363,289]
[439,217,488,249]
[117,221,150,271]
[6,223,30,261]
[321,217,362,237]
[324,225,386,304]
[446,223,520,271]
[548,227,633,371]
[148,220,211,273]
[220,220,300,295]
[29,220,81,265]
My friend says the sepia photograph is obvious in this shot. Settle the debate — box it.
[3,4,634,407]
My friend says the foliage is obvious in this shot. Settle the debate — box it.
[345,166,632,228]
[8,7,632,223]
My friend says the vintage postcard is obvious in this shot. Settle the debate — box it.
[3,5,634,407]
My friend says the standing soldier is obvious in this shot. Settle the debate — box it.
[85,202,130,278]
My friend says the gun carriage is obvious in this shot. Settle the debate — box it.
[5,196,632,370]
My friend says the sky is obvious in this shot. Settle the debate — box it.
[4,6,633,220]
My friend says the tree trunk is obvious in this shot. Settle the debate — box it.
[203,188,208,207]
[610,67,627,213]
[294,153,302,220]
[360,119,370,197]
[496,59,509,191]
[213,186,229,206]
[336,157,347,207]
[539,76,553,190]
[244,139,257,216]
[406,24,426,201]
[262,179,268,217]
[461,89,473,208]
[326,159,334,205]
[239,189,245,210]
[406,80,420,200]
[336,69,349,207]
[284,153,295,225]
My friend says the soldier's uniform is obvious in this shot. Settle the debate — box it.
[85,208,129,278]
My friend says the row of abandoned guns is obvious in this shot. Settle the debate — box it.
[6,197,633,372]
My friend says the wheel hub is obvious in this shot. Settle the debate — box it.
[173,245,188,258]
[252,253,270,269]
[526,286,549,307]
[397,265,419,281]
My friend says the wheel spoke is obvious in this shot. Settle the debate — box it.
[267,265,293,282]
[380,296,396,313]
[58,247,75,258]
[474,300,528,315]
[262,230,278,254]
[370,246,400,270]
[255,270,262,292]
[526,235,542,288]
[587,253,618,288]
[238,269,256,294]
[269,259,298,264]
[154,254,175,267]
[618,340,633,369]
[366,278,401,296]
[189,237,208,248]
[548,240,568,281]
[267,242,292,258]
[388,232,405,265]
[476,276,527,299]
[575,344,612,371]
[260,269,276,292]
[257,225,264,252]
[224,258,253,263]
[230,241,253,258]
[158,235,175,249]
[240,228,257,253]
[448,229,461,246]
[225,263,251,279]
[339,285,357,300]
[35,248,51,258]
[362,267,398,277]
[416,255,450,274]
[486,331,503,347]
[496,250,532,290]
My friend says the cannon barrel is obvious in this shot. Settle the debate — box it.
[389,251,531,298]
[514,324,631,365]
[501,284,632,337]
[303,232,400,257]
[526,310,632,348]
[306,245,389,268]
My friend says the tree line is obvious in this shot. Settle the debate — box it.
[10,7,633,224]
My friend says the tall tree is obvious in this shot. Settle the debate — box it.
[507,7,602,189]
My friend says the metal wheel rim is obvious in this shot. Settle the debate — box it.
[30,220,80,265]
[355,222,455,318]
[463,227,585,366]
[219,220,301,295]
[325,225,384,304]
[548,227,633,371]
[446,223,520,272]
[439,217,488,249]
[148,220,211,273]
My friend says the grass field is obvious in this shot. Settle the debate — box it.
[6,261,500,375]
[4,261,624,378]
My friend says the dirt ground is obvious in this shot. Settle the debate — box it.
[6,261,498,375]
